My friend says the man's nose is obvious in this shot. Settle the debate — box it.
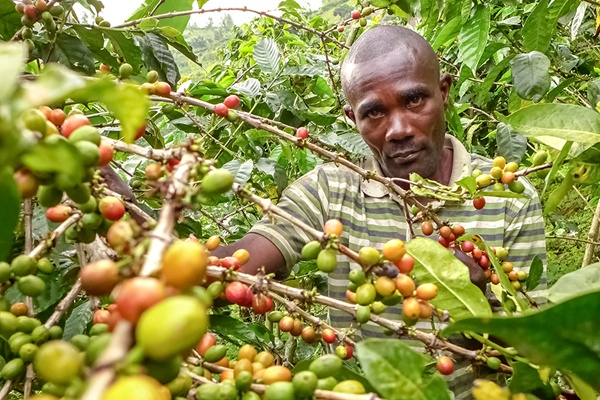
[384,111,412,142]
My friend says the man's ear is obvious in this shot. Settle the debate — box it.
[344,104,356,123]
[439,72,452,108]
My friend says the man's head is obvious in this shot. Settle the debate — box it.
[341,26,452,180]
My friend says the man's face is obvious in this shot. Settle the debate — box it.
[345,51,451,180]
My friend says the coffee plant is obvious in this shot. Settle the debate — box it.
[2,0,600,399]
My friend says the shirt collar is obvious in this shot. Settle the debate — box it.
[360,134,471,198]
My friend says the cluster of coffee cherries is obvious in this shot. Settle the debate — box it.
[336,0,372,31]
[212,94,242,122]
[15,0,63,51]
[196,335,366,399]
[471,156,526,210]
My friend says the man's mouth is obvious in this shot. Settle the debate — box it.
[388,148,423,163]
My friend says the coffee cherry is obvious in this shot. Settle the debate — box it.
[99,196,125,221]
[437,356,454,375]
[378,263,398,278]
[396,274,415,297]
[80,260,120,296]
[504,162,519,172]
[296,127,309,139]
[421,221,434,236]
[492,156,506,169]
[490,273,500,285]
[382,239,405,261]
[394,254,414,274]
[402,297,420,319]
[358,246,380,266]
[461,240,474,253]
[214,103,229,118]
[416,283,438,301]
[501,171,515,184]
[475,174,492,188]
[473,197,486,210]
[351,10,361,19]
[46,205,71,223]
[223,95,240,109]
[321,328,336,344]
[324,219,343,237]
[532,150,548,166]
[154,82,171,96]
[146,70,159,83]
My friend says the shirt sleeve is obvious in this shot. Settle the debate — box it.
[249,166,332,279]
[502,176,547,303]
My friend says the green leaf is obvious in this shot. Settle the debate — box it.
[522,0,551,53]
[156,26,199,64]
[20,64,88,109]
[43,33,96,76]
[406,238,492,319]
[231,78,261,97]
[546,77,578,102]
[282,65,323,77]
[370,0,391,6]
[136,32,180,88]
[21,140,84,182]
[504,104,600,146]
[496,122,527,163]
[419,0,439,37]
[444,291,600,392]
[546,262,600,303]
[0,168,20,262]
[355,339,452,400]
[103,29,143,71]
[457,5,490,72]
[0,42,27,104]
[92,83,150,144]
[526,256,543,292]
[455,176,477,195]
[71,25,119,68]
[209,315,268,348]
[564,373,597,400]
[431,17,461,51]
[541,141,572,197]
[222,159,254,185]
[253,38,281,75]
[510,52,551,102]
[63,300,93,340]
[0,0,22,41]
[509,362,556,400]
[477,55,514,101]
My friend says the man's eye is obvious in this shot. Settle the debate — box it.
[367,110,384,119]
[407,96,423,108]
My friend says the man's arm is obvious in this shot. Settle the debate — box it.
[210,233,286,276]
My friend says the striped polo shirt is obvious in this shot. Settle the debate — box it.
[250,134,546,398]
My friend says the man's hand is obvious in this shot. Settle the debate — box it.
[450,247,486,292]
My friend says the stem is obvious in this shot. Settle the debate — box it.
[545,235,600,246]
[267,291,356,347]
[24,200,34,317]
[111,8,347,49]
[140,152,198,276]
[582,200,600,267]
[44,281,83,328]
[102,137,182,161]
[29,213,81,259]
[0,381,12,400]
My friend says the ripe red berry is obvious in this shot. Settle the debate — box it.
[322,328,336,344]
[99,196,126,221]
[223,95,240,109]
[473,197,486,210]
[351,10,361,19]
[214,103,229,118]
[460,241,475,253]
[437,356,455,375]
[134,123,146,140]
[24,5,37,18]
[154,82,171,97]
[296,127,309,139]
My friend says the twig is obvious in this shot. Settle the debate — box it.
[141,151,198,276]
[23,365,34,400]
[582,200,600,267]
[267,291,356,346]
[186,369,383,400]
[514,162,553,177]
[206,266,486,364]
[198,208,233,235]
[110,8,347,48]
[29,213,82,259]
[80,321,133,400]
[44,281,83,328]
[546,235,600,246]
[0,380,12,400]
[101,137,182,161]
[24,200,34,317]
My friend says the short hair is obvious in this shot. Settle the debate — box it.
[340,26,440,93]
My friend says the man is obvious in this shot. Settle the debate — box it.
[214,26,546,397]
